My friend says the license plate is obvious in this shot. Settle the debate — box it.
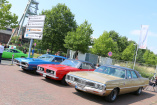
[43,73,46,77]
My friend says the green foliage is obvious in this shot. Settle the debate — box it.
[121,43,135,61]
[38,3,77,52]
[91,31,118,58]
[109,30,129,60]
[64,20,93,53]
[0,0,18,29]
[143,50,157,65]
[10,36,21,45]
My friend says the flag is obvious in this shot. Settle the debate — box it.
[138,25,149,49]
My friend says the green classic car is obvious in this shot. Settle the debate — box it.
[2,48,28,59]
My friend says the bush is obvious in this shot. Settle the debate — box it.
[16,46,24,51]
[134,65,153,79]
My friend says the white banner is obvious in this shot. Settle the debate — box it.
[138,25,149,49]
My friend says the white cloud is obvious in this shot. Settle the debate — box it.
[130,30,157,37]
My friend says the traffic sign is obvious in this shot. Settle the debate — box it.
[108,51,112,56]
[27,22,44,27]
[28,15,46,21]
[24,33,42,40]
[24,15,45,40]
[25,27,43,33]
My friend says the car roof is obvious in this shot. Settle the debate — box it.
[42,54,67,59]
[101,65,134,71]
[66,59,94,65]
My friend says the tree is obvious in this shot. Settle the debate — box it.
[91,31,118,58]
[37,3,77,53]
[0,0,18,29]
[64,20,93,53]
[108,30,129,59]
[121,43,135,61]
[143,50,157,65]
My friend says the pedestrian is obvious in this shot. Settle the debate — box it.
[23,48,27,54]
[96,63,100,68]
[0,42,4,64]
[46,49,50,54]
[32,48,34,57]
[4,44,7,48]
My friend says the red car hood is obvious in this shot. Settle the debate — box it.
[38,64,77,71]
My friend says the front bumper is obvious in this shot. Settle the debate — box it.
[37,70,59,79]
[66,79,106,96]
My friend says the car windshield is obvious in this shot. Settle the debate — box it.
[60,59,80,68]
[94,66,126,78]
[37,54,54,61]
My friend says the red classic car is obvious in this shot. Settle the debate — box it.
[37,59,96,85]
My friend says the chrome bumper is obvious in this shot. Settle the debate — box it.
[37,70,59,79]
[66,79,106,96]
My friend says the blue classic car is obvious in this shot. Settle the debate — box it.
[14,54,67,72]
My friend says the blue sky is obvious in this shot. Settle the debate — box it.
[8,0,157,54]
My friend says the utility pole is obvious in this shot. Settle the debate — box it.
[7,0,39,45]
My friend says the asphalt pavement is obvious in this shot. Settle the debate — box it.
[0,62,157,105]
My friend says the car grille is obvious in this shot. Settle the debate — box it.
[46,69,55,75]
[21,62,27,65]
[67,75,95,87]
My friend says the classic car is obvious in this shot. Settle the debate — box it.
[37,59,96,85]
[14,54,67,72]
[2,48,28,59]
[65,65,149,102]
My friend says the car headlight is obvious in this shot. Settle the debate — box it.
[95,84,98,89]
[98,85,103,90]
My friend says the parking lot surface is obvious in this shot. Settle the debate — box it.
[0,63,157,105]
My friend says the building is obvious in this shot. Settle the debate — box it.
[0,28,12,44]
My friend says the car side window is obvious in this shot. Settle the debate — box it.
[131,71,138,79]
[127,70,132,79]
[81,63,93,69]
[53,57,63,62]
[12,50,19,53]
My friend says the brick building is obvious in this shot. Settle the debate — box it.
[0,28,12,44]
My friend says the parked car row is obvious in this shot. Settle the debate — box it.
[14,54,149,102]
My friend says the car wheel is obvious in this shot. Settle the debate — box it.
[134,87,142,95]
[75,88,82,92]
[105,88,118,102]
[21,56,25,58]
[22,68,26,71]
[61,75,68,85]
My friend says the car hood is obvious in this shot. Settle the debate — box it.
[68,71,122,84]
[15,58,50,63]
[38,64,76,71]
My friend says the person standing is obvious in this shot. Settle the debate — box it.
[23,48,27,54]
[0,42,4,64]
[32,48,34,57]
[46,49,50,54]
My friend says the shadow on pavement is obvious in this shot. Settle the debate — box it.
[18,70,41,77]
[73,91,155,105]
[41,78,72,88]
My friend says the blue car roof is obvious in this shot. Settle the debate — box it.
[42,54,67,59]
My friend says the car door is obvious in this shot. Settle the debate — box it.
[130,70,141,91]
[119,70,135,94]
[2,49,13,58]
[11,49,21,58]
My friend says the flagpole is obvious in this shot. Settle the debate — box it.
[133,44,139,69]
